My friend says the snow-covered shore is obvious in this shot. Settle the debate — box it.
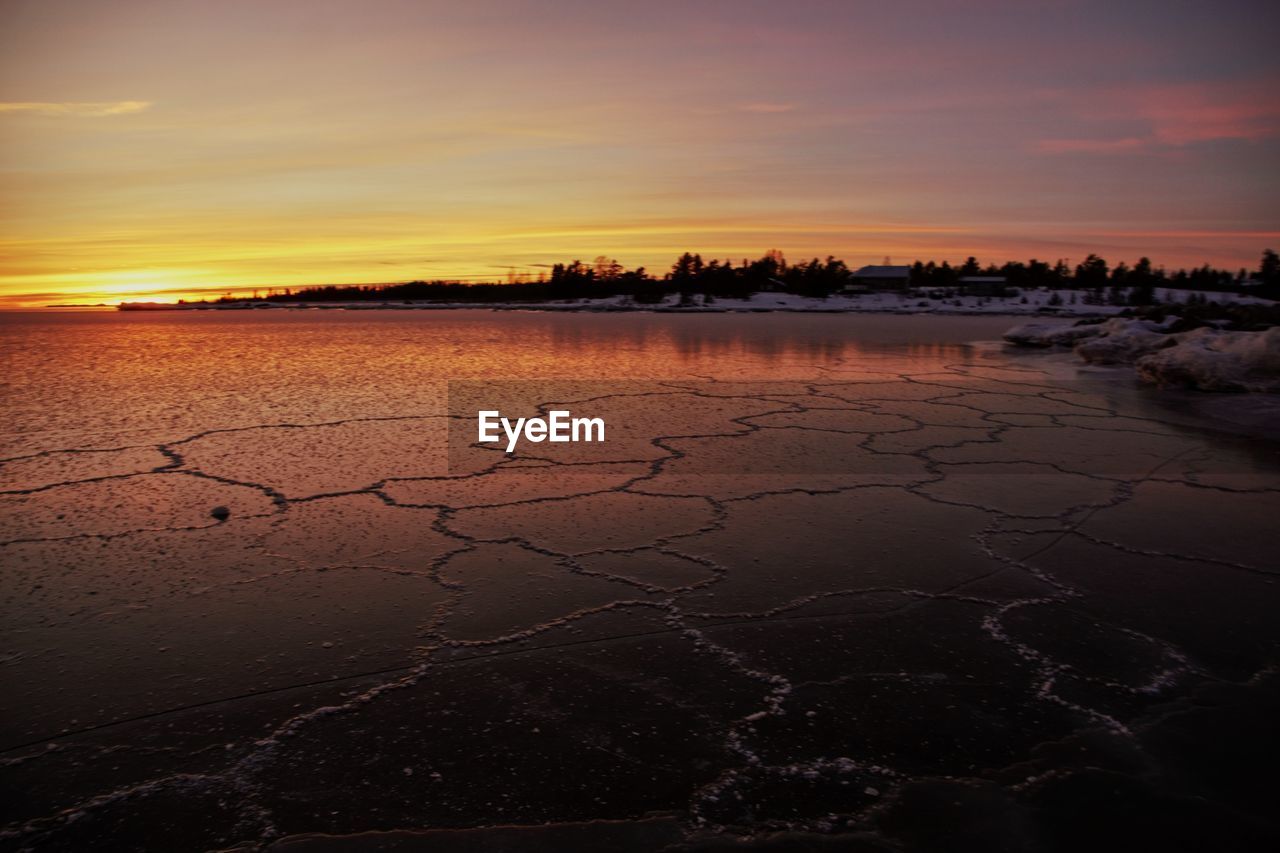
[123,288,1273,316]
[1004,317,1280,393]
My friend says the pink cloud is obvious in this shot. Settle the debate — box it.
[1036,136,1148,154]
[1137,83,1280,145]
[1038,78,1280,154]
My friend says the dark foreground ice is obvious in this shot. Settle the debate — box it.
[1,310,1277,851]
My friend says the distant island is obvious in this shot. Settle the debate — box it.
[118,249,1280,307]
[116,249,1279,326]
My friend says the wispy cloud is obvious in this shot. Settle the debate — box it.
[737,102,797,114]
[1036,137,1148,155]
[0,100,152,117]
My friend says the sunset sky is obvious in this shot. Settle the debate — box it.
[2,0,1278,306]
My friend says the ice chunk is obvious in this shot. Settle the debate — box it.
[1136,326,1280,392]
[1002,321,1104,347]
[1074,318,1176,364]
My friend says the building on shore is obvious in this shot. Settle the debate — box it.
[956,275,1009,296]
[849,265,912,290]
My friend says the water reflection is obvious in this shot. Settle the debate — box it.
[1,311,1015,458]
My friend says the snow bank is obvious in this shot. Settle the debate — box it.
[1004,317,1280,392]
[1073,318,1176,364]
[1136,326,1280,392]
[1002,322,1105,347]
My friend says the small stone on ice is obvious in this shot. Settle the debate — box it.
[210,506,231,521]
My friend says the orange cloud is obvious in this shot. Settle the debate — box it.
[0,101,152,117]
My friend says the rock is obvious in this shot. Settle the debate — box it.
[210,505,231,521]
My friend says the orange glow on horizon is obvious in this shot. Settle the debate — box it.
[6,216,1278,307]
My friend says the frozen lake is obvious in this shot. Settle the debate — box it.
[2,310,1278,850]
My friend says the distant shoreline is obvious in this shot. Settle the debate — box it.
[103,288,1272,320]
[112,300,1103,317]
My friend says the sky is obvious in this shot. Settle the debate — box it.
[2,0,1278,306]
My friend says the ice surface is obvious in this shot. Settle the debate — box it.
[2,311,1277,850]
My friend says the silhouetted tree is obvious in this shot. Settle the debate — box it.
[1259,249,1277,278]
[1075,254,1109,287]
[593,256,623,281]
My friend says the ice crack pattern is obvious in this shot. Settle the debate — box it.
[1,311,1277,851]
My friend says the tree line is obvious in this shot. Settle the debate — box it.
[219,249,1280,304]
[909,251,1279,304]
